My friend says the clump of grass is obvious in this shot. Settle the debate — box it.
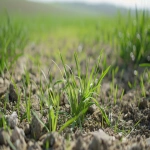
[36,53,110,133]
[59,53,110,128]
[31,69,61,132]
[116,9,150,65]
[0,13,27,74]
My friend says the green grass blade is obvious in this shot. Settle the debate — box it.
[58,108,88,133]
[139,63,150,67]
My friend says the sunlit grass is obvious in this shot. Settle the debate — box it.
[0,6,149,144]
[116,9,150,65]
[0,14,27,74]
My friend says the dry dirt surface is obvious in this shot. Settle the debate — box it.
[0,43,150,150]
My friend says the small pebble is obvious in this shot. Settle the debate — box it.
[30,113,44,140]
[11,127,27,150]
[7,111,18,128]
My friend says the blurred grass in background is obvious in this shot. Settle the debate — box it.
[0,13,27,74]
[0,0,150,74]
[116,9,150,65]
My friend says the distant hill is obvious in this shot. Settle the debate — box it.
[0,0,62,15]
[0,0,134,16]
[52,2,129,16]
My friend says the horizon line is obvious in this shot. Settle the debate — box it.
[27,0,150,10]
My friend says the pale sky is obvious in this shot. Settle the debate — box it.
[28,0,150,9]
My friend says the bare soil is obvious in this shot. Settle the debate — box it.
[0,43,150,150]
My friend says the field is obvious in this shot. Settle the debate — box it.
[0,1,150,150]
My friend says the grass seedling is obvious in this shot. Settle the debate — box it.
[47,90,60,132]
[114,113,121,133]
[22,75,31,123]
[32,110,49,132]
[114,85,118,104]
[125,119,142,138]
[110,67,119,102]
[24,69,30,87]
[140,75,146,97]
[26,96,31,123]
[120,69,124,80]
[37,69,61,132]
[60,52,110,127]
[110,69,115,95]
[0,13,27,74]
[10,79,22,117]
[139,63,150,67]
[59,108,87,133]
[128,81,132,89]
[116,9,150,65]
[0,112,7,129]
[120,89,124,101]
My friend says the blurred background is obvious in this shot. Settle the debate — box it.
[0,0,150,74]
[0,0,150,15]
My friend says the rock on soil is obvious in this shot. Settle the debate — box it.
[42,132,65,150]
[72,136,87,150]
[0,129,11,145]
[27,141,42,150]
[30,112,45,140]
[0,43,149,150]
[7,111,18,129]
[11,127,27,150]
